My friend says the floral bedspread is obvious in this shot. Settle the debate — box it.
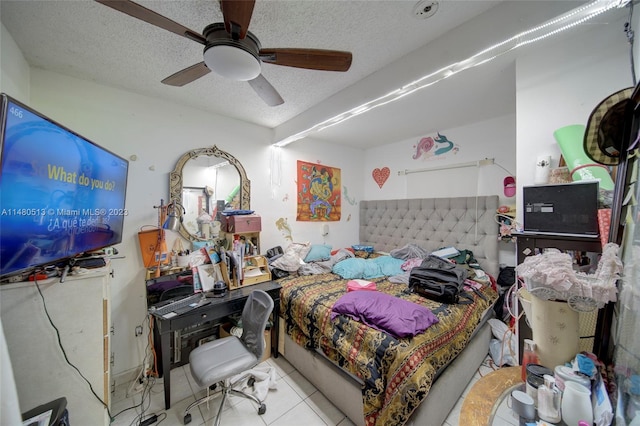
[279,272,497,426]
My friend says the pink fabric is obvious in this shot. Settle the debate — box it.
[347,279,377,292]
[598,209,611,250]
[401,258,423,271]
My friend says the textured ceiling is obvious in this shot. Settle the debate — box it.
[2,0,617,149]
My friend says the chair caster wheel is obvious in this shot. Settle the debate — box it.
[184,413,192,424]
[248,377,256,387]
[258,403,266,415]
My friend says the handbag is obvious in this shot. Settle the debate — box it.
[408,255,472,304]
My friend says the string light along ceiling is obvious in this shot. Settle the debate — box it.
[273,0,629,147]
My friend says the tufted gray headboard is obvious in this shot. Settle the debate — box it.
[359,196,500,277]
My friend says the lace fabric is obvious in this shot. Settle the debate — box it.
[516,243,622,310]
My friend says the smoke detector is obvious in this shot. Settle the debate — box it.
[413,0,439,19]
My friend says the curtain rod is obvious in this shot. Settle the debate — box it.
[398,158,495,176]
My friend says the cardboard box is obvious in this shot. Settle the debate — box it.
[219,323,271,362]
[224,214,262,233]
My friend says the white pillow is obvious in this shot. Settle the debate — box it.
[271,242,312,272]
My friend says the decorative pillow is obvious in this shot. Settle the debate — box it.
[371,256,405,276]
[270,242,312,272]
[331,291,439,338]
[333,256,405,279]
[304,244,332,262]
[332,258,370,279]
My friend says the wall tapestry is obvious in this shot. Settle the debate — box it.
[412,132,459,159]
[297,160,341,221]
[372,167,390,188]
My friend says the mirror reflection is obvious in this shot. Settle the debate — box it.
[169,146,250,242]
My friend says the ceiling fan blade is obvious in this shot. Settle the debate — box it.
[248,75,284,106]
[259,48,352,72]
[162,62,211,87]
[219,0,256,40]
[95,0,206,44]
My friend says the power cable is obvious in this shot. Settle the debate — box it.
[33,273,112,419]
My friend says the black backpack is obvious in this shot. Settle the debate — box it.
[408,255,472,304]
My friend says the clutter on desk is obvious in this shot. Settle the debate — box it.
[514,350,614,426]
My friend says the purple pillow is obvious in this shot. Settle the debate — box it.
[330,291,439,338]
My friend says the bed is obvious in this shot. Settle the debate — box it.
[277,196,500,426]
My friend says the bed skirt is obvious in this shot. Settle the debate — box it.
[280,319,493,426]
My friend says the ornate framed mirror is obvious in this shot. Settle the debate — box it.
[169,146,250,241]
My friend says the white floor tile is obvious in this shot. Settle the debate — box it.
[492,414,519,425]
[171,366,198,404]
[259,377,304,424]
[305,391,349,426]
[443,395,463,426]
[337,417,357,426]
[282,370,317,399]
[201,397,268,426]
[268,400,329,426]
[111,353,510,426]
[266,356,296,378]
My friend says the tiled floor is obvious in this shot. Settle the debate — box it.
[110,354,506,426]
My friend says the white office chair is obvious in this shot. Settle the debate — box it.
[183,289,274,425]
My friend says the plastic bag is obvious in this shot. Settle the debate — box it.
[488,318,517,366]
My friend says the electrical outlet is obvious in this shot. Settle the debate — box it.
[135,325,143,336]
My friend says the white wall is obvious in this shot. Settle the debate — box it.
[363,112,517,266]
[264,140,363,249]
[363,114,516,201]
[0,24,30,102]
[515,11,632,224]
[0,63,365,378]
[25,69,271,379]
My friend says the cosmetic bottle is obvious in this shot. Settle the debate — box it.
[521,339,539,382]
[537,374,562,423]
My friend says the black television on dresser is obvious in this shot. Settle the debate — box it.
[523,181,599,236]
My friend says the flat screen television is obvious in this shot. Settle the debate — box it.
[0,93,129,279]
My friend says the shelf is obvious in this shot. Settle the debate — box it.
[243,255,271,286]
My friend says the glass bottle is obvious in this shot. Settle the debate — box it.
[521,338,539,382]
[537,374,562,423]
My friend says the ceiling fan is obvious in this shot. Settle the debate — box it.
[95,0,353,106]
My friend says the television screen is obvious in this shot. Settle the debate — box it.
[0,94,129,278]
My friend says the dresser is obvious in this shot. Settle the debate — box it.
[0,264,112,424]
[513,232,604,362]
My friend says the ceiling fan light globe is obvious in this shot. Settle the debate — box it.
[203,45,261,81]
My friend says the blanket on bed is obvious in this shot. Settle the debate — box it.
[279,272,497,426]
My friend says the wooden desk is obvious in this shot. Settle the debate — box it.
[150,281,282,409]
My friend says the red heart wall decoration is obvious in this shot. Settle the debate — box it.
[372,167,390,188]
